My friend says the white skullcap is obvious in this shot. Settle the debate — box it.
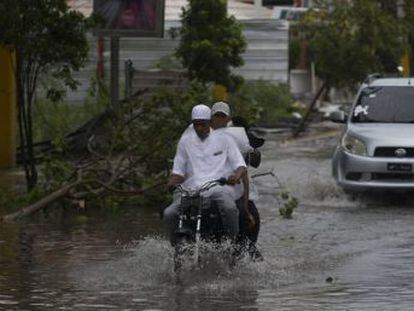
[191,104,211,120]
[211,101,231,116]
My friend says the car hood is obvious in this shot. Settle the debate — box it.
[347,123,414,154]
[348,123,414,140]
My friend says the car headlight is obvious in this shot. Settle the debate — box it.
[341,134,367,156]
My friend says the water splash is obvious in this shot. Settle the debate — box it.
[72,236,294,292]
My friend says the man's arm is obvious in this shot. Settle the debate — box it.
[227,166,246,185]
[242,171,255,228]
[226,134,247,185]
[228,166,255,227]
[168,138,187,190]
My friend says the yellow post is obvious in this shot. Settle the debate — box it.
[400,49,410,77]
[213,84,228,101]
[0,47,16,168]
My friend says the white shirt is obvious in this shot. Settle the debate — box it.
[222,127,252,156]
[181,124,194,138]
[172,129,246,192]
[212,128,249,199]
[219,127,259,202]
[178,124,259,201]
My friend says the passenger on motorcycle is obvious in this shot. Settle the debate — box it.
[163,104,247,245]
[210,101,255,225]
[210,102,261,255]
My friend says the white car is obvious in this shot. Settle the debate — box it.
[331,76,414,192]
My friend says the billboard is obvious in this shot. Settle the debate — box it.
[94,0,165,37]
[263,0,294,5]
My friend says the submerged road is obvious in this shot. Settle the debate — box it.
[1,123,414,310]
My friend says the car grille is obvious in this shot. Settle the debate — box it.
[345,172,414,182]
[345,172,362,181]
[374,147,414,158]
[371,173,414,181]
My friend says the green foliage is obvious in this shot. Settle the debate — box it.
[0,187,47,214]
[278,190,299,219]
[155,54,183,70]
[229,81,296,125]
[32,78,109,142]
[300,0,407,89]
[41,152,75,191]
[31,81,211,211]
[176,0,247,88]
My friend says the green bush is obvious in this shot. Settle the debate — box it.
[229,81,295,125]
[155,54,183,70]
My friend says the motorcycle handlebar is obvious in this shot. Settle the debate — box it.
[216,177,228,185]
[172,178,228,195]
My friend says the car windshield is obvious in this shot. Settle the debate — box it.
[351,86,414,123]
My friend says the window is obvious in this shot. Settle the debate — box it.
[352,86,414,123]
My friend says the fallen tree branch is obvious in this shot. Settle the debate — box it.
[293,82,327,138]
[94,179,167,196]
[0,179,167,223]
[0,182,79,222]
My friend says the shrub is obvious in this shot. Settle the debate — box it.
[229,81,295,125]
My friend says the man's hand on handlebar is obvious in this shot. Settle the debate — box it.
[226,166,247,185]
[167,174,185,192]
[226,174,240,185]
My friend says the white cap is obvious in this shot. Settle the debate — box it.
[211,101,230,116]
[191,104,211,120]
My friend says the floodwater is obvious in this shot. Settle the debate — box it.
[2,125,414,310]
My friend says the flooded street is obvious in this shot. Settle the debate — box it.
[2,125,414,310]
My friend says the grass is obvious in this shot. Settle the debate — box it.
[32,83,109,142]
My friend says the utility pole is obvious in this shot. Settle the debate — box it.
[110,36,120,110]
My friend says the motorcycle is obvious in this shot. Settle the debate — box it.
[173,178,261,271]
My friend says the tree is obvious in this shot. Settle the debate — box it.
[299,0,408,90]
[176,0,247,89]
[0,0,92,190]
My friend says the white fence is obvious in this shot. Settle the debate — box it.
[66,19,288,103]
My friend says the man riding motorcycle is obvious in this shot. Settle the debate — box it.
[163,104,247,245]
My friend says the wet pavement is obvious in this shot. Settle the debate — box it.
[1,124,414,310]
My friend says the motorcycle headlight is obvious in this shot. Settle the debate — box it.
[341,134,367,156]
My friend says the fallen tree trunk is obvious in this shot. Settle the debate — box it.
[0,180,167,223]
[0,182,79,222]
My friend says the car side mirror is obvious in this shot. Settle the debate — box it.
[329,111,348,123]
